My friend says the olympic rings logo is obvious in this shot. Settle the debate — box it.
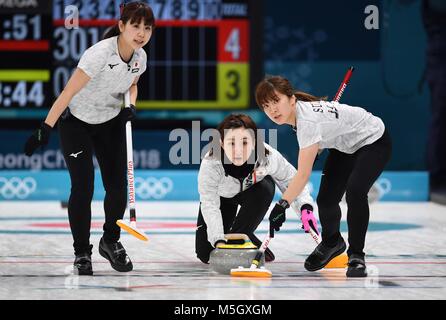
[134,177,173,199]
[0,177,36,199]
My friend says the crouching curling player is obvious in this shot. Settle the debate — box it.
[195,114,319,264]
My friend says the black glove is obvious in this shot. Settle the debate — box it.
[269,199,289,237]
[119,104,136,124]
[24,122,52,156]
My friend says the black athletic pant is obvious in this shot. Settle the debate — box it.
[58,112,127,255]
[195,176,275,263]
[317,129,392,257]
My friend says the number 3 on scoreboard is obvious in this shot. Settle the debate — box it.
[225,70,240,100]
[218,64,249,108]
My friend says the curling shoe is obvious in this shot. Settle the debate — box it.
[304,236,346,271]
[346,254,367,278]
[99,237,133,272]
[74,253,93,276]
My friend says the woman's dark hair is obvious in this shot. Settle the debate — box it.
[103,1,156,39]
[255,75,327,110]
[216,113,258,141]
[209,113,269,157]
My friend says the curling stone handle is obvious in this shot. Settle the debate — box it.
[224,233,250,241]
[216,241,227,249]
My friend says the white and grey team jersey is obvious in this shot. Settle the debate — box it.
[198,143,315,247]
[68,36,147,124]
[294,100,385,154]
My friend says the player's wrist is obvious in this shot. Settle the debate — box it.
[277,199,290,209]
[41,122,53,131]
[300,204,313,212]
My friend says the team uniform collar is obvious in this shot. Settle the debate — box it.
[114,36,138,64]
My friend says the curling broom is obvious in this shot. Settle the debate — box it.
[116,90,149,242]
[230,233,273,278]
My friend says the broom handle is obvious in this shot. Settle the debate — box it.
[308,227,321,245]
[333,66,354,102]
[250,233,272,268]
[124,91,136,222]
[317,66,354,159]
[258,233,272,254]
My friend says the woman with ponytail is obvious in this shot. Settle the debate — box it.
[23,2,155,275]
[255,75,392,277]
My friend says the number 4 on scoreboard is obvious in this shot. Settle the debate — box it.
[219,21,249,63]
[225,28,240,60]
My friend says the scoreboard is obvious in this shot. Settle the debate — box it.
[0,0,263,117]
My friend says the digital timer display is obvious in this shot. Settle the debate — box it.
[0,0,51,111]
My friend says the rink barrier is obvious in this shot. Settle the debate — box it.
[0,170,428,202]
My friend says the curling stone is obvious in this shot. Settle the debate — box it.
[209,233,265,275]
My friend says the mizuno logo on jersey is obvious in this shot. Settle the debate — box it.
[69,151,83,158]
[108,63,119,69]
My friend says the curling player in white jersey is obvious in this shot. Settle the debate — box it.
[196,114,318,264]
[23,2,154,275]
[255,75,392,277]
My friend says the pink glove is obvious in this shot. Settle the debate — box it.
[301,208,320,235]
